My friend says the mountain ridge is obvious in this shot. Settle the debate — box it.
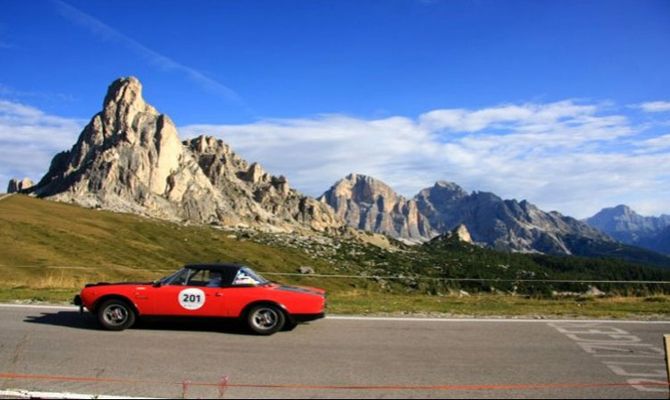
[320,173,614,255]
[12,76,668,263]
[585,205,670,255]
[31,76,343,233]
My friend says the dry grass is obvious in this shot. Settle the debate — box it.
[1,195,669,318]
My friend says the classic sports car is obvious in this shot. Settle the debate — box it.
[73,264,326,335]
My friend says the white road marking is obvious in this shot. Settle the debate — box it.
[0,304,669,324]
[327,315,670,324]
[0,303,78,310]
[548,321,668,393]
[0,389,157,399]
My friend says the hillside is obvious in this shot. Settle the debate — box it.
[2,195,669,305]
[0,195,349,296]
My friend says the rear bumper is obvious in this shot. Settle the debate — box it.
[291,312,325,323]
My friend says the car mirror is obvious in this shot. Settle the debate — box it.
[152,280,162,288]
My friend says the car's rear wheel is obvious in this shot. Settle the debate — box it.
[97,299,136,331]
[247,304,285,335]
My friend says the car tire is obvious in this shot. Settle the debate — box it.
[246,304,285,335]
[97,299,136,331]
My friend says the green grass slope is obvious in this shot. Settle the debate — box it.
[2,195,670,318]
[0,195,348,296]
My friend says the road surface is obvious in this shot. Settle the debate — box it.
[0,304,668,398]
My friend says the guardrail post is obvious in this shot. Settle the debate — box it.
[664,334,670,399]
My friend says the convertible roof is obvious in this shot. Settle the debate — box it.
[183,263,244,271]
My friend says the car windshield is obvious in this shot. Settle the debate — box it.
[159,268,190,285]
[233,267,269,286]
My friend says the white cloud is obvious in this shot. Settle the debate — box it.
[636,133,670,151]
[636,101,670,113]
[0,100,83,190]
[181,100,669,218]
[2,96,668,219]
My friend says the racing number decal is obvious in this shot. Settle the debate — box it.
[178,288,205,310]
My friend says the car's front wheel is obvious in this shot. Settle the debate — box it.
[246,304,285,335]
[97,299,136,331]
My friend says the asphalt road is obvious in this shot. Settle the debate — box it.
[0,304,669,399]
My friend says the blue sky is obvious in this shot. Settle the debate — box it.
[1,0,669,218]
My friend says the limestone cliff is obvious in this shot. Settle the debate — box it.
[35,77,342,232]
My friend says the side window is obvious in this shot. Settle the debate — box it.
[185,269,208,287]
[205,270,224,288]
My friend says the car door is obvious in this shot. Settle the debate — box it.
[151,267,225,317]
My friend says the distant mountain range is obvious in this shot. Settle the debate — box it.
[9,76,670,266]
[317,174,670,266]
[584,205,670,255]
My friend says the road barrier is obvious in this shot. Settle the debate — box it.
[3,265,670,286]
[260,272,670,285]
[665,334,670,399]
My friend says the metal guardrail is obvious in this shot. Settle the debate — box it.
[261,272,670,285]
[2,265,670,285]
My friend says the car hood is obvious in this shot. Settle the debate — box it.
[273,284,326,296]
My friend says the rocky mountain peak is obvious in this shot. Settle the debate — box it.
[103,76,145,109]
[323,173,612,254]
[32,77,342,232]
[585,205,670,254]
[319,174,432,240]
[416,181,468,206]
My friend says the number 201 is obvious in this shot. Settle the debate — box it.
[183,294,201,302]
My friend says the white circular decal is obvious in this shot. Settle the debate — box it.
[178,288,205,310]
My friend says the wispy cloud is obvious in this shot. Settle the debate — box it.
[0,100,84,190]
[636,101,670,113]
[2,95,668,219]
[181,101,670,218]
[0,83,75,102]
[51,0,245,106]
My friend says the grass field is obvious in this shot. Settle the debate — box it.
[1,194,669,319]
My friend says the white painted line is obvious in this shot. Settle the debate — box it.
[326,315,670,324]
[0,304,668,324]
[0,389,158,399]
[0,303,78,310]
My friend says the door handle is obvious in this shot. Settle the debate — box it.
[215,293,223,297]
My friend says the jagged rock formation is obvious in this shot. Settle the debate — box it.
[321,174,611,254]
[318,174,432,241]
[414,181,608,254]
[7,178,33,193]
[585,205,670,254]
[185,135,340,231]
[34,77,342,232]
[447,224,473,244]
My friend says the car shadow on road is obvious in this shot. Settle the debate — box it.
[24,311,254,335]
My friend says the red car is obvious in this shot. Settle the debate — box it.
[73,264,326,335]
